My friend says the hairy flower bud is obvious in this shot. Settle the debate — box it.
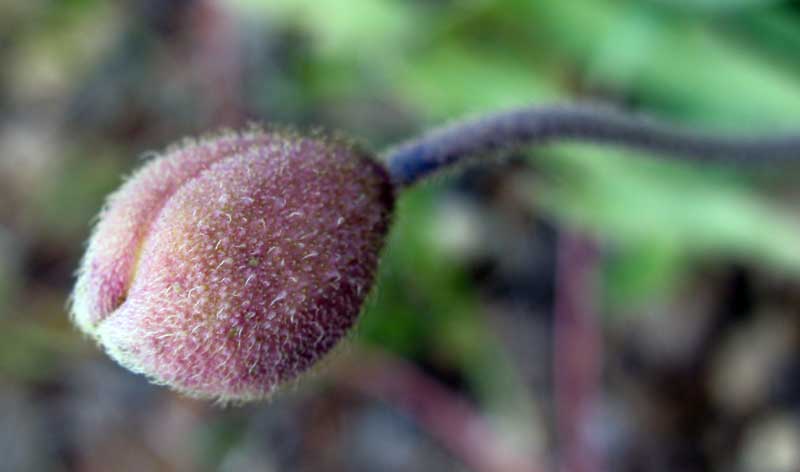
[71,128,394,401]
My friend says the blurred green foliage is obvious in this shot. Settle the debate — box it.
[226,1,800,433]
[226,0,800,311]
[218,0,800,337]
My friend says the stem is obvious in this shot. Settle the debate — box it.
[334,346,543,472]
[384,103,800,187]
[553,232,605,472]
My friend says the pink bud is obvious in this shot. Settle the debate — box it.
[71,128,394,401]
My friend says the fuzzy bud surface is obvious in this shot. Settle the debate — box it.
[71,129,394,401]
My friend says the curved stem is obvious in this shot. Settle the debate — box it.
[384,103,800,187]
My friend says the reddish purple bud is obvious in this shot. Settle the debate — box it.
[71,128,394,401]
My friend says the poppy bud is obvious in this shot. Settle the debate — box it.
[71,128,394,401]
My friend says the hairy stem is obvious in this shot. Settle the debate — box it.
[384,103,800,187]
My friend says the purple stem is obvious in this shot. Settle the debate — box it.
[335,346,545,472]
[553,231,605,472]
[384,103,800,187]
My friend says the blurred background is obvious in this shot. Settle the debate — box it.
[4,0,800,471]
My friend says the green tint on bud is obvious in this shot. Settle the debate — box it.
[71,128,394,401]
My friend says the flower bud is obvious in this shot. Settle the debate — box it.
[71,128,394,401]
